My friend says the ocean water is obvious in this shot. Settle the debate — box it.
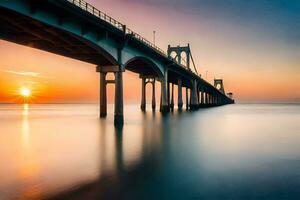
[0,104,300,200]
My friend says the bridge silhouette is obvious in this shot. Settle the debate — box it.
[0,0,234,126]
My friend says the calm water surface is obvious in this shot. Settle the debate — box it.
[0,104,300,200]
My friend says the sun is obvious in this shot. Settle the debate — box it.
[20,88,31,97]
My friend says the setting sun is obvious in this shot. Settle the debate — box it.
[20,88,31,97]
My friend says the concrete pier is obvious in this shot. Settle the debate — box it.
[186,88,189,110]
[205,90,209,105]
[170,83,174,111]
[190,79,199,110]
[100,72,107,118]
[97,65,124,126]
[178,79,183,110]
[114,70,124,126]
[152,79,156,111]
[161,71,169,113]
[140,76,156,111]
[200,89,204,105]
[141,77,146,111]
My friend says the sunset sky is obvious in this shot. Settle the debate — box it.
[0,0,299,103]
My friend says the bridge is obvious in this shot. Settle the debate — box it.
[0,0,234,126]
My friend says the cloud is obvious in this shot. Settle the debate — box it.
[0,69,54,79]
[1,70,40,77]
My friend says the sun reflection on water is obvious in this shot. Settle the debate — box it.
[19,103,42,199]
[22,104,30,148]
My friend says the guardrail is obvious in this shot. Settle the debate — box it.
[66,0,166,56]
[66,0,204,78]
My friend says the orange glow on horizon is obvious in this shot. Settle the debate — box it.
[0,29,299,104]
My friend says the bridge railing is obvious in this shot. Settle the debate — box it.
[67,0,166,55]
[66,0,202,77]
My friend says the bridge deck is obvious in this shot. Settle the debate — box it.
[0,0,234,109]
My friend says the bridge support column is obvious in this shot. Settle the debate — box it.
[161,70,169,113]
[152,79,156,111]
[167,82,170,107]
[213,94,217,105]
[141,76,156,111]
[97,65,124,126]
[205,91,209,105]
[114,70,124,126]
[141,77,146,111]
[160,91,162,112]
[177,79,183,110]
[100,72,107,118]
[200,89,204,106]
[170,83,174,111]
[190,79,198,110]
[189,89,192,107]
[186,88,189,110]
[197,89,199,104]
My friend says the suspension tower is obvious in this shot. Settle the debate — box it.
[214,79,225,94]
[167,44,199,75]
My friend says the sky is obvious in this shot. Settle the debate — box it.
[0,0,299,103]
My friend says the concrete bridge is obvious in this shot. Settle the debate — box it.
[0,0,234,126]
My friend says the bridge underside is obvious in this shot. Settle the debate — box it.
[125,59,162,77]
[0,7,113,66]
[168,70,192,88]
[0,7,163,78]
